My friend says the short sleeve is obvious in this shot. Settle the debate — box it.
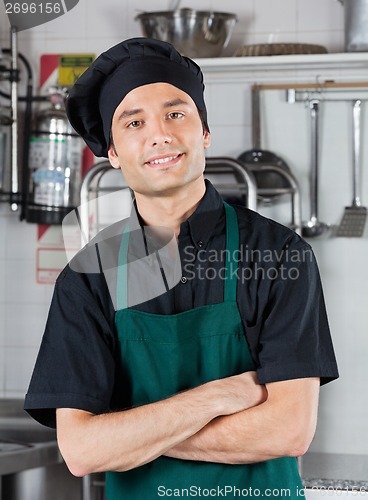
[24,265,116,429]
[253,242,339,386]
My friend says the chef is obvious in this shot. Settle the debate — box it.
[25,38,339,499]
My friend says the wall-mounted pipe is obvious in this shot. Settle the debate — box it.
[10,26,19,212]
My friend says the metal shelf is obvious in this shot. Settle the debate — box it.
[195,52,368,73]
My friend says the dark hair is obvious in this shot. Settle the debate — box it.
[198,107,210,134]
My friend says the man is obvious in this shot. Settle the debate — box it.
[25,38,338,499]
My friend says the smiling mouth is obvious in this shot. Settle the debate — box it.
[145,153,183,166]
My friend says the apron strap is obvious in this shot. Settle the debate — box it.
[116,224,129,310]
[223,202,239,303]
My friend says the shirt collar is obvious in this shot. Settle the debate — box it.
[130,179,224,252]
[181,179,224,250]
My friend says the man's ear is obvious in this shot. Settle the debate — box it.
[108,143,121,169]
[203,130,211,150]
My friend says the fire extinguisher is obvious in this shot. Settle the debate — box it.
[26,87,83,224]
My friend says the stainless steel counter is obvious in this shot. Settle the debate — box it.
[0,398,83,500]
[0,399,61,476]
[302,452,368,490]
[0,441,62,476]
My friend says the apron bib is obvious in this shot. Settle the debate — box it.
[106,203,303,499]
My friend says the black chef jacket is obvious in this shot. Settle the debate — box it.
[24,180,339,428]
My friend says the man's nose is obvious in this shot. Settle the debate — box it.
[149,119,173,147]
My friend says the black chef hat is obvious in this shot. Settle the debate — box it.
[65,37,208,158]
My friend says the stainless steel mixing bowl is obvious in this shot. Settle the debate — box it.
[135,8,238,58]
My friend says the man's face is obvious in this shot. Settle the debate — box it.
[108,82,210,197]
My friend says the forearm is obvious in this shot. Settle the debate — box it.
[57,371,263,476]
[165,402,293,463]
[164,378,320,464]
[57,384,221,476]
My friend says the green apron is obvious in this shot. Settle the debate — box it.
[106,202,303,499]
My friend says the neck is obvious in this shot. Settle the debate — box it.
[134,177,206,237]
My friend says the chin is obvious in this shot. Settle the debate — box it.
[132,167,205,196]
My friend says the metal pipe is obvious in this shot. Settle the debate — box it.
[309,100,319,221]
[82,474,91,500]
[206,157,258,211]
[247,163,302,235]
[352,99,362,207]
[251,87,262,149]
[79,160,111,246]
[20,81,33,220]
[10,26,19,211]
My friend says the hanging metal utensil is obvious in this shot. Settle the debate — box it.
[301,99,329,238]
[336,99,367,237]
[238,87,293,204]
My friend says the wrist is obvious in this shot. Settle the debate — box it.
[199,378,231,417]
[188,379,226,419]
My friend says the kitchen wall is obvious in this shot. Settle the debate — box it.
[1,0,366,457]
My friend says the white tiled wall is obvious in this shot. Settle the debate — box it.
[2,0,366,457]
[0,204,54,398]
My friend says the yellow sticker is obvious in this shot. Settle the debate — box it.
[58,54,95,86]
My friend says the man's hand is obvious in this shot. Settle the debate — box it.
[56,371,265,476]
[212,371,268,416]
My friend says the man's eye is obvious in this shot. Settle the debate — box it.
[128,120,142,128]
[168,112,184,120]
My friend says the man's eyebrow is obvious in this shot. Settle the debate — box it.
[116,98,190,122]
[116,108,143,122]
[162,98,190,108]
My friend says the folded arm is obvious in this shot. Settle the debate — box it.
[56,371,266,477]
[164,377,320,464]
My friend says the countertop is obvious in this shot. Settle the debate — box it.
[0,398,62,476]
[0,440,61,476]
[301,452,368,490]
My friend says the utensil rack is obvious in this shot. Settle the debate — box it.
[251,82,368,236]
[253,80,368,102]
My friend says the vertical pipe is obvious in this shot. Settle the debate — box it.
[20,82,33,220]
[352,99,362,207]
[309,99,319,223]
[82,474,91,500]
[10,26,19,211]
[251,87,262,149]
